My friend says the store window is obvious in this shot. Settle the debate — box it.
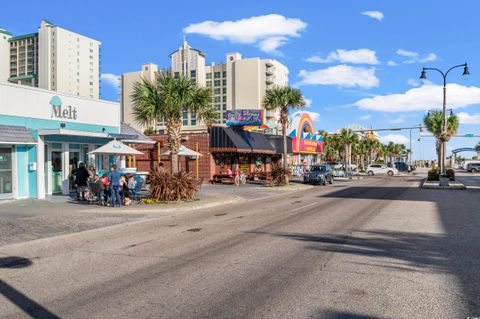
[0,148,12,196]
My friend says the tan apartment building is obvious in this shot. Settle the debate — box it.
[1,20,101,99]
[120,40,289,133]
[0,28,12,83]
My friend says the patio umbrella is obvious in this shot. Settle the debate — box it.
[161,145,202,157]
[88,140,143,155]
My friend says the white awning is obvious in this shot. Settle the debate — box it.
[88,140,143,156]
[38,128,110,138]
[161,145,202,157]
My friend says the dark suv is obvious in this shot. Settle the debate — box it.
[394,162,410,172]
[303,165,334,185]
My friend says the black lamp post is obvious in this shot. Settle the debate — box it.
[419,63,469,176]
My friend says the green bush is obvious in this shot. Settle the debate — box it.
[445,169,455,181]
[427,169,440,181]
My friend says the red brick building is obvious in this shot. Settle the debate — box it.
[134,132,216,181]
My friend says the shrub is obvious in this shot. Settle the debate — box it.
[427,168,440,181]
[271,164,289,185]
[445,168,455,181]
[147,170,201,201]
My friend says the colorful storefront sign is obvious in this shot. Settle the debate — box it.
[225,109,263,126]
[288,113,324,154]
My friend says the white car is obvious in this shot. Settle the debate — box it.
[366,164,398,176]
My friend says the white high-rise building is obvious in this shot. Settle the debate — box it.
[3,20,101,99]
[121,63,159,132]
[0,28,12,83]
[120,41,289,132]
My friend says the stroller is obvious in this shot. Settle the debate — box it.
[89,180,105,205]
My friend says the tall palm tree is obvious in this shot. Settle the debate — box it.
[476,142,480,152]
[263,86,305,169]
[131,72,215,173]
[423,111,459,168]
[338,128,358,168]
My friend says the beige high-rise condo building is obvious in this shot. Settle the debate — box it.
[1,20,101,99]
[120,40,289,132]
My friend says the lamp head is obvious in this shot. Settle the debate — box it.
[462,64,470,76]
[420,68,427,80]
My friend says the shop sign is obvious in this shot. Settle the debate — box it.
[292,137,324,154]
[50,96,78,120]
[226,109,263,126]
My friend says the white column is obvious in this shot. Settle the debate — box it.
[120,155,126,169]
[62,143,69,195]
[36,136,46,199]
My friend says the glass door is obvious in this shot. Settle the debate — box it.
[0,147,13,198]
[51,151,62,194]
[69,151,79,191]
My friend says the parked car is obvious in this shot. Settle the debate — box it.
[394,161,410,172]
[304,165,334,185]
[467,163,480,173]
[328,162,343,170]
[465,161,480,171]
[366,164,398,176]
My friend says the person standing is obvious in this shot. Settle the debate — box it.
[75,162,90,201]
[109,165,122,207]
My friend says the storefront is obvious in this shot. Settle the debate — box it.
[209,126,279,179]
[0,82,151,199]
[287,113,324,176]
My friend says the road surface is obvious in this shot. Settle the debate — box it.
[1,175,479,318]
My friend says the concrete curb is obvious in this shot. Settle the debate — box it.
[83,195,244,214]
[420,178,467,190]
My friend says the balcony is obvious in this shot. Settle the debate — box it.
[266,78,274,85]
[265,60,274,67]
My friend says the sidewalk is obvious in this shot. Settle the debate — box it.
[0,182,313,246]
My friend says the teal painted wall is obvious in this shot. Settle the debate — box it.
[27,146,37,198]
[15,146,29,198]
[43,135,111,144]
[0,114,119,135]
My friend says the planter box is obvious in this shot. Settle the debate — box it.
[439,177,450,186]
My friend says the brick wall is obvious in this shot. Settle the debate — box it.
[134,132,215,181]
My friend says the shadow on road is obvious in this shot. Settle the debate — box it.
[296,185,480,314]
[0,256,60,318]
[309,309,383,318]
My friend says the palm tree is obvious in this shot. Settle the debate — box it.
[131,72,215,173]
[423,111,459,168]
[338,128,358,168]
[476,142,480,152]
[263,86,305,170]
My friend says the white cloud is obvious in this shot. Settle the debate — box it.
[359,114,372,120]
[457,112,480,124]
[362,11,384,21]
[396,49,419,58]
[306,49,379,65]
[292,110,320,122]
[297,64,379,89]
[381,134,409,145]
[387,60,398,66]
[101,73,120,91]
[354,84,480,112]
[304,98,313,108]
[183,14,307,54]
[406,78,421,87]
[389,117,406,124]
[396,49,438,64]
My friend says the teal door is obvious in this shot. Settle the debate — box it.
[51,151,62,194]
[0,147,13,198]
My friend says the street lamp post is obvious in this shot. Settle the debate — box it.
[419,63,469,176]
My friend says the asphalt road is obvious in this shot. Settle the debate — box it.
[1,175,479,318]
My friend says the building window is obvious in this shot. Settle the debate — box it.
[222,71,226,77]
[174,72,180,78]
[222,104,227,110]
[214,88,221,94]
[222,95,227,102]
[206,73,212,79]
[223,88,227,94]
[214,96,221,103]
[206,81,212,87]
[190,112,197,126]
[182,110,188,126]
[214,72,221,78]
[215,104,221,111]
[222,79,226,86]
[190,70,196,77]
[214,80,221,87]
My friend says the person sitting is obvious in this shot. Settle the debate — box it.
[75,162,90,201]
[99,174,110,205]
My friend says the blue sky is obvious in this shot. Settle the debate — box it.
[1,0,480,159]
